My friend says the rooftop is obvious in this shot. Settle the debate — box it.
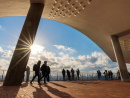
[0,80,130,97]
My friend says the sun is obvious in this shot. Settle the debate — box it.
[30,44,44,54]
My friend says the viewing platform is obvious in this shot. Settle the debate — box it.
[0,80,130,98]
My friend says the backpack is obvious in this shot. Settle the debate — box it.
[33,64,37,71]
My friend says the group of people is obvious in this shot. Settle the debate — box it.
[103,70,113,80]
[97,70,113,80]
[25,62,124,83]
[97,70,121,80]
[30,60,50,85]
[62,68,80,81]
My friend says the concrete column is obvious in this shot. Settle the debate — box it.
[111,35,130,82]
[3,3,44,86]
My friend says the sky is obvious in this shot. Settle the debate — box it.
[0,16,129,73]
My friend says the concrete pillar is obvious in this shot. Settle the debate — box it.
[3,3,44,86]
[111,35,130,82]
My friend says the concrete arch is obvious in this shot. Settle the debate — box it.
[0,0,130,63]
[1,0,130,85]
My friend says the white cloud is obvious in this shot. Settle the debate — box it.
[8,45,15,50]
[1,50,13,58]
[0,59,10,70]
[27,48,120,73]
[75,51,118,73]
[59,52,65,56]
[0,47,4,52]
[0,44,121,74]
[54,45,76,54]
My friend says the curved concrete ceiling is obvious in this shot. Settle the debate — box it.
[0,0,130,63]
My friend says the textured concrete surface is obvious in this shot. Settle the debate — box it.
[0,80,130,98]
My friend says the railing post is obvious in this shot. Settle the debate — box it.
[57,72,58,81]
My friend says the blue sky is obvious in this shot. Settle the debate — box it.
[0,16,128,73]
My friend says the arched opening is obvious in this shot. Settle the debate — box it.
[0,16,124,82]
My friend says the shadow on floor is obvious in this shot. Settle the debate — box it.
[31,85,51,98]
[21,82,29,88]
[70,81,100,85]
[50,82,67,88]
[0,85,20,98]
[44,84,74,98]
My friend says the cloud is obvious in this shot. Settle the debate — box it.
[8,45,15,50]
[27,48,120,73]
[1,50,13,58]
[0,44,120,74]
[0,59,10,70]
[75,51,119,73]
[0,47,4,52]
[54,45,76,54]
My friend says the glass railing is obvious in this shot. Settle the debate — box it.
[0,69,119,82]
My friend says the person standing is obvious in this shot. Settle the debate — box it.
[67,70,71,81]
[97,70,101,80]
[71,68,75,80]
[108,71,110,80]
[62,68,65,81]
[40,61,47,84]
[76,69,80,80]
[46,65,50,82]
[117,70,121,80]
[103,70,108,80]
[109,70,113,80]
[30,60,41,85]
[26,66,30,82]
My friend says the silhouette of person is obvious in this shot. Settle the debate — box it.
[26,66,30,82]
[62,68,65,81]
[76,68,80,80]
[97,70,101,80]
[46,65,50,82]
[30,60,41,85]
[103,70,108,80]
[71,68,75,80]
[108,71,110,80]
[117,70,121,80]
[67,70,71,81]
[109,70,113,80]
[40,61,47,84]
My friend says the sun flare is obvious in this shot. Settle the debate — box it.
[30,44,44,54]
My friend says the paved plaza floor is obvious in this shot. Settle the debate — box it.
[0,80,130,98]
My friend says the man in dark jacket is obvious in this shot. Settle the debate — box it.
[40,61,47,83]
[30,60,41,85]
[62,68,65,81]
[46,65,50,82]
[71,68,75,80]
[67,70,71,81]
[97,70,101,80]
[109,70,113,80]
[76,68,80,80]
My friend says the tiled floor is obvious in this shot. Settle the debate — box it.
[0,80,130,98]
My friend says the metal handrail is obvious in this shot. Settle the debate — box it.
[0,69,118,81]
